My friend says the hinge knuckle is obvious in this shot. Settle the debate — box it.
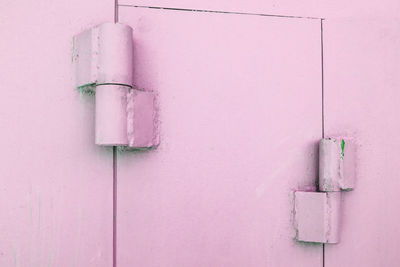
[319,138,356,192]
[73,23,133,87]
[73,23,159,149]
[294,137,356,244]
[95,84,130,146]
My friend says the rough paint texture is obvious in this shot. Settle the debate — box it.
[294,136,354,244]
[294,192,341,244]
[126,89,159,148]
[319,137,356,192]
[95,85,159,148]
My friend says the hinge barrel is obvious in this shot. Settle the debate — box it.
[73,23,159,149]
[293,137,356,244]
[319,138,356,191]
[73,23,133,87]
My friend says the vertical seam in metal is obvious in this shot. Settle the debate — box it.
[320,18,326,267]
[321,19,325,140]
[113,1,119,266]
[113,147,117,267]
[114,0,119,23]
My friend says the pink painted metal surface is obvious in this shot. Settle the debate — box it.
[0,0,114,266]
[2,0,398,265]
[126,89,159,148]
[117,6,322,267]
[324,16,400,267]
[118,0,400,20]
[73,23,133,88]
[294,191,341,243]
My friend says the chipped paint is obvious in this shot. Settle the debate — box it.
[126,89,159,149]
[319,137,356,192]
[340,139,345,159]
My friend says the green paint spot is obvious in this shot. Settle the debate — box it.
[78,83,96,95]
[341,139,345,159]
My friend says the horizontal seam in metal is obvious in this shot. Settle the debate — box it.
[118,4,324,20]
[97,83,133,88]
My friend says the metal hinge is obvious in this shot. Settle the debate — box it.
[294,138,356,244]
[72,23,159,149]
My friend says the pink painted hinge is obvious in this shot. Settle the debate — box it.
[72,23,159,149]
[294,137,356,244]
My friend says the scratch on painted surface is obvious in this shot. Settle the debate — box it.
[38,193,41,234]
[72,208,84,267]
[255,131,308,198]
[29,198,33,226]
[47,250,54,267]
[256,149,301,198]
[12,245,17,267]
